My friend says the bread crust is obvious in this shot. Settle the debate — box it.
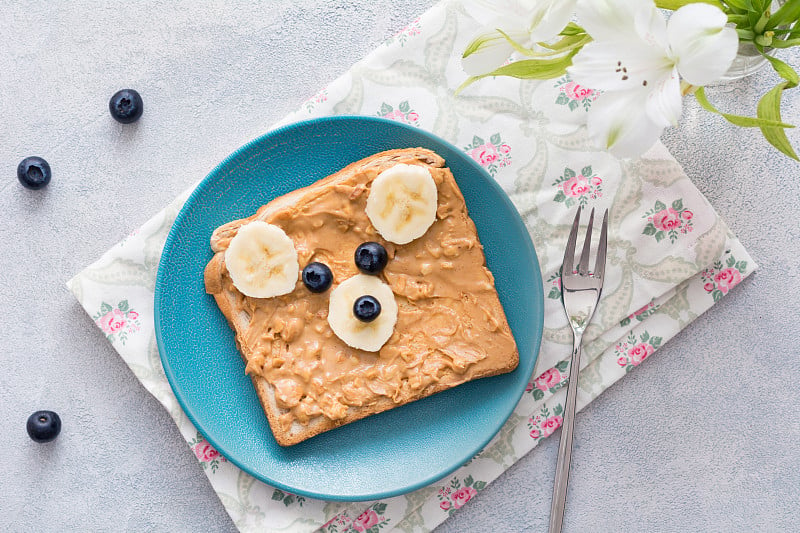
[204,148,517,446]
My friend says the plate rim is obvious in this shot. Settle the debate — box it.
[154,115,544,501]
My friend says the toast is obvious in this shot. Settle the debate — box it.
[204,148,518,446]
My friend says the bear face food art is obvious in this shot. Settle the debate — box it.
[204,149,519,446]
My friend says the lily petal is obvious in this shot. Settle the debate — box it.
[586,90,665,159]
[576,0,655,44]
[528,0,577,43]
[668,4,738,86]
[645,67,682,127]
[568,40,671,92]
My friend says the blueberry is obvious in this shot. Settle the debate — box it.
[354,242,388,275]
[353,295,381,322]
[302,262,333,293]
[17,156,52,190]
[26,410,61,443]
[109,89,144,124]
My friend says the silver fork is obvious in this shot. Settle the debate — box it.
[548,206,608,533]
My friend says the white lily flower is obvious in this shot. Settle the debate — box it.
[568,0,738,158]
[462,0,577,76]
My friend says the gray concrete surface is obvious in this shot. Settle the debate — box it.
[1,2,798,531]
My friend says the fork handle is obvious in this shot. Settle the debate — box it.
[548,337,583,533]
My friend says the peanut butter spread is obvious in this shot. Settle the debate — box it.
[217,165,518,434]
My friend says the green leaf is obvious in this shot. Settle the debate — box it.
[555,360,569,372]
[563,167,576,179]
[654,200,667,211]
[641,331,650,342]
[479,52,577,81]
[118,299,129,312]
[464,474,474,487]
[100,302,112,314]
[581,165,592,176]
[555,93,570,105]
[620,317,631,327]
[767,36,800,47]
[723,0,750,13]
[764,55,799,86]
[767,0,800,29]
[283,495,295,506]
[271,489,284,501]
[726,256,736,267]
[694,87,795,128]
[533,388,545,401]
[474,481,487,491]
[548,287,562,299]
[655,231,665,242]
[712,289,723,302]
[757,82,800,160]
[671,199,684,211]
[380,103,392,114]
[472,135,484,146]
[554,190,566,202]
[399,100,410,113]
[736,260,748,271]
[539,33,590,52]
[490,133,501,145]
[643,224,657,236]
[559,22,585,36]
[374,503,388,514]
[553,404,564,416]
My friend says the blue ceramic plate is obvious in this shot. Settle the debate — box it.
[155,116,543,501]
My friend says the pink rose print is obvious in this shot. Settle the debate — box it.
[627,343,654,366]
[378,101,421,126]
[471,143,498,165]
[530,428,541,439]
[451,486,477,509]
[93,300,141,346]
[714,267,742,294]
[701,254,748,302]
[440,501,451,510]
[463,134,512,177]
[643,200,694,243]
[563,175,591,197]
[98,309,126,334]
[193,441,220,462]
[534,368,562,391]
[554,75,597,111]
[553,165,603,208]
[615,332,661,370]
[541,415,563,437]
[652,208,682,231]
[563,81,594,101]
[352,510,379,532]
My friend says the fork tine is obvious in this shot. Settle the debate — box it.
[577,207,595,275]
[562,207,582,275]
[594,209,609,279]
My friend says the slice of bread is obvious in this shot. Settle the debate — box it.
[204,148,518,446]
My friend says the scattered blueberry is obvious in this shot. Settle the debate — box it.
[302,262,333,293]
[354,242,388,275]
[109,89,144,124]
[26,410,61,443]
[17,156,52,190]
[353,295,381,322]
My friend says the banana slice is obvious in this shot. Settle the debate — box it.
[328,274,398,352]
[225,221,299,298]
[366,163,438,245]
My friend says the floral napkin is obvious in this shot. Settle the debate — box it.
[67,0,756,531]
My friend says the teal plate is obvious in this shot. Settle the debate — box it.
[155,116,543,501]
